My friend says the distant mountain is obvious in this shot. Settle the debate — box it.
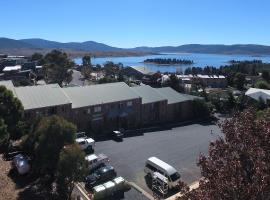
[1,37,270,55]
[20,38,123,52]
[0,38,35,49]
[131,44,270,55]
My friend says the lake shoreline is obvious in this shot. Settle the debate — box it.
[142,61,194,66]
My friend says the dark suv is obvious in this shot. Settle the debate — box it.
[112,130,124,141]
[85,165,117,188]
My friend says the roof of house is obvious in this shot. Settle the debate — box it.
[63,82,141,108]
[3,65,21,72]
[156,87,200,104]
[130,66,155,76]
[245,88,270,101]
[0,80,16,93]
[131,85,167,104]
[197,74,226,79]
[14,84,71,110]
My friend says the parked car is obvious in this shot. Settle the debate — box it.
[112,130,124,141]
[85,153,109,171]
[11,154,31,175]
[76,137,95,151]
[85,165,117,188]
[144,157,180,189]
[4,151,25,161]
[76,132,87,139]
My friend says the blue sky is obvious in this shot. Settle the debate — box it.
[1,0,270,47]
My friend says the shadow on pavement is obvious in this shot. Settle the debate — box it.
[93,118,217,142]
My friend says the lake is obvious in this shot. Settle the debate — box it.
[74,53,270,73]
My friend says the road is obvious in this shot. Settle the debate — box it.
[70,69,85,86]
[94,122,221,193]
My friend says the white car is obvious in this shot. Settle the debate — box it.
[76,137,95,150]
[85,153,109,171]
[12,154,30,175]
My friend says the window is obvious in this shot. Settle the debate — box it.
[94,106,101,113]
[48,107,57,115]
[170,172,180,182]
[119,102,124,108]
[87,108,91,114]
[146,164,157,171]
[127,101,133,107]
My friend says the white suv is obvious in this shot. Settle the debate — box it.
[76,137,95,150]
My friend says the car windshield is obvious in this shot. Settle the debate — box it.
[170,172,180,182]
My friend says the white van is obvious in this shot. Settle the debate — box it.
[144,157,180,189]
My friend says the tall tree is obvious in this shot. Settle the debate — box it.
[81,55,92,79]
[192,99,211,119]
[82,55,91,66]
[0,118,9,148]
[31,52,43,62]
[56,144,87,200]
[29,115,76,176]
[179,108,270,200]
[43,50,74,86]
[262,70,270,83]
[0,86,23,140]
[233,72,246,90]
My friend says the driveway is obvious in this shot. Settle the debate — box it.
[94,122,221,193]
[70,69,85,86]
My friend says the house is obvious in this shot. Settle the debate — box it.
[120,66,161,85]
[62,82,142,132]
[13,84,72,119]
[0,80,16,93]
[197,75,227,88]
[156,87,199,122]
[245,88,270,102]
[176,74,227,88]
[0,81,203,134]
[131,85,167,125]
[120,66,155,79]
[3,65,22,73]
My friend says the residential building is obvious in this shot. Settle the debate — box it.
[156,87,199,122]
[13,84,72,119]
[120,66,161,85]
[0,81,202,134]
[131,85,167,125]
[245,88,270,102]
[175,74,227,88]
[63,82,141,132]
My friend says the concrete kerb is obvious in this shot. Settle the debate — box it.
[165,181,200,200]
[127,181,154,200]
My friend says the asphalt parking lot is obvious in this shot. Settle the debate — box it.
[94,121,221,194]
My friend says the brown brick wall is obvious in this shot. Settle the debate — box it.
[141,100,167,125]
[23,103,72,121]
[70,98,142,134]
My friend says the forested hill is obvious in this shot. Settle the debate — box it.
[1,37,270,55]
[131,44,270,55]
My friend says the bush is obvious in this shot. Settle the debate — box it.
[255,80,270,89]
[192,99,212,119]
